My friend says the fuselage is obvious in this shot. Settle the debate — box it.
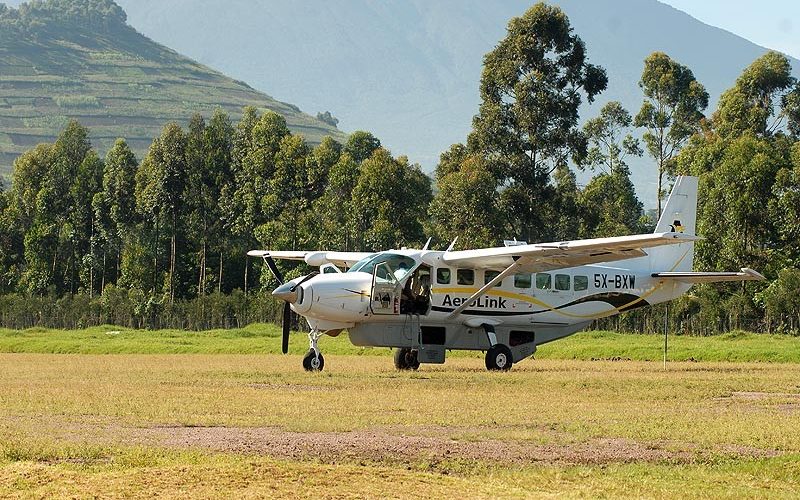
[285,247,693,335]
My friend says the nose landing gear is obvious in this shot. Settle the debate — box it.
[303,329,325,372]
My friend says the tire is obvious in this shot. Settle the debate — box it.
[394,348,420,371]
[485,344,513,371]
[302,349,324,372]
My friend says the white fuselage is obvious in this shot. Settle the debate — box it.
[287,247,693,338]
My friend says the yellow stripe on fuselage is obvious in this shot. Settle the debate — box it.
[430,248,691,319]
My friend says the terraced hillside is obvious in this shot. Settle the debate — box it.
[0,0,345,180]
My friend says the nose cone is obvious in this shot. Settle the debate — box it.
[272,282,297,303]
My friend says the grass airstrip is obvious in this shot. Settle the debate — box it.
[2,325,800,498]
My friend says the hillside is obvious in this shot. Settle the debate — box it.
[111,0,800,205]
[0,0,344,180]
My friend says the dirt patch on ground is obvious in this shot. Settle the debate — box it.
[133,425,778,466]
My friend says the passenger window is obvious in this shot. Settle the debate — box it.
[536,273,551,290]
[456,269,474,285]
[484,270,501,285]
[514,273,531,289]
[574,275,588,291]
[436,268,451,285]
[555,274,570,291]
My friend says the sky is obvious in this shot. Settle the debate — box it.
[661,0,800,60]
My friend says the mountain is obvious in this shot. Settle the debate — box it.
[0,0,344,181]
[109,0,800,205]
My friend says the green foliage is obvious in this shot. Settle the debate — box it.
[350,149,432,250]
[344,131,381,164]
[583,101,642,174]
[757,268,800,333]
[467,2,607,242]
[578,170,643,238]
[429,148,502,249]
[635,52,709,216]
[714,52,799,139]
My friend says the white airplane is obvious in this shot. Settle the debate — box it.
[249,176,764,372]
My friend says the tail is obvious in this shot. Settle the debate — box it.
[649,176,698,272]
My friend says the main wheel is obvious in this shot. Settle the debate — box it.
[485,344,513,371]
[393,348,420,371]
[302,349,324,372]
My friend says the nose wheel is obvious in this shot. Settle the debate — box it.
[303,329,325,372]
[302,349,325,371]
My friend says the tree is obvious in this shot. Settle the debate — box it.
[579,170,643,238]
[135,123,188,301]
[344,131,381,164]
[583,101,642,174]
[96,139,138,288]
[635,52,708,217]
[316,111,339,128]
[467,2,607,242]
[311,153,360,252]
[350,149,432,250]
[714,51,799,139]
[429,150,503,249]
[68,150,103,295]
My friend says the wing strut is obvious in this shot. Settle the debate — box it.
[446,260,524,319]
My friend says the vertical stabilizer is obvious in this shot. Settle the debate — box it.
[650,176,698,272]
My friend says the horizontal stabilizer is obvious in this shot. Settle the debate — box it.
[651,268,765,283]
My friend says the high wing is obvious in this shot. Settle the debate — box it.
[441,232,699,318]
[652,268,765,283]
[247,250,373,268]
[441,232,699,273]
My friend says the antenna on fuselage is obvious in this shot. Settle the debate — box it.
[422,237,432,251]
[445,237,458,252]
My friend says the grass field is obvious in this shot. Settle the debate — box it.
[2,324,800,362]
[2,328,800,498]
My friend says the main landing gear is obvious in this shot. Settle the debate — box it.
[483,323,513,371]
[394,347,420,370]
[303,329,325,372]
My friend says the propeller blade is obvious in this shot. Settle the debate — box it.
[282,302,291,354]
[290,271,319,291]
[264,255,284,285]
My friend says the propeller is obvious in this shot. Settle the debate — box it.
[260,253,318,354]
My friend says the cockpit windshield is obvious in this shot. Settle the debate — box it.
[347,253,417,280]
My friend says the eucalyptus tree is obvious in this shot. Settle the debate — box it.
[135,123,188,301]
[69,150,103,295]
[429,152,502,249]
[635,52,708,217]
[349,149,432,251]
[467,2,607,242]
[583,101,642,174]
[714,51,799,139]
[94,138,138,289]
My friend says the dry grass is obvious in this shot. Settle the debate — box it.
[2,354,800,498]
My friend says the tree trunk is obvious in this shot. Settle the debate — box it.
[218,252,223,294]
[101,250,106,294]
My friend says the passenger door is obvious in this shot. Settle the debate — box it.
[370,261,400,315]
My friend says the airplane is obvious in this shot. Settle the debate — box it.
[249,176,764,372]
